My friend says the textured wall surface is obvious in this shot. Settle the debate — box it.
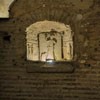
[0,0,100,100]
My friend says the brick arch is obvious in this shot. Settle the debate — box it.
[26,20,73,61]
[9,0,75,19]
[8,0,75,26]
[26,8,73,26]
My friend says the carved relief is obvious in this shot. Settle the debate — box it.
[26,20,73,61]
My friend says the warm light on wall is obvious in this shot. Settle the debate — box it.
[0,0,14,18]
[26,20,73,62]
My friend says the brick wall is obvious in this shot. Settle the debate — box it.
[0,0,100,100]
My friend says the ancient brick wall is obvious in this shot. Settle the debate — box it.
[0,0,100,100]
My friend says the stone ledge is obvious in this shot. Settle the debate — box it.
[26,61,76,73]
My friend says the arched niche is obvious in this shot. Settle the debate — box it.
[26,20,73,62]
[0,0,15,18]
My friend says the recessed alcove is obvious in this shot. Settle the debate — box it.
[26,20,75,72]
[26,20,73,62]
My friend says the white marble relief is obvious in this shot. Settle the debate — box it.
[26,20,73,61]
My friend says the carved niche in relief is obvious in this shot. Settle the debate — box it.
[26,20,73,61]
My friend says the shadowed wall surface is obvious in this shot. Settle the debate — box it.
[0,0,100,100]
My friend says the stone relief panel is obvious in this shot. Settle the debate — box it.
[26,20,73,62]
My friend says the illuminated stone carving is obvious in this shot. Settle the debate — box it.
[26,20,73,61]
